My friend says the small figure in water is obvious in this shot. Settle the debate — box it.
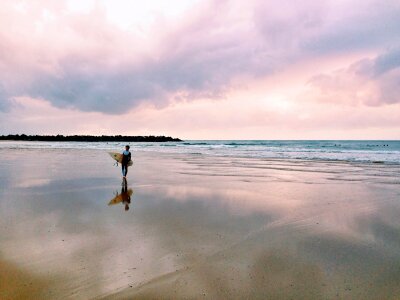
[121,145,132,180]
[107,183,133,211]
[121,182,131,211]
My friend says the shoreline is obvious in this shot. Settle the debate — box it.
[0,134,182,142]
[1,144,399,166]
[0,148,399,299]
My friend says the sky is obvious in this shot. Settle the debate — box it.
[0,0,399,139]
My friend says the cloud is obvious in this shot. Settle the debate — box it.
[374,47,400,75]
[303,0,400,54]
[0,0,278,114]
[0,0,399,114]
[308,47,400,106]
[0,85,10,112]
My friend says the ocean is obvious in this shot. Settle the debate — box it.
[1,140,399,298]
[0,140,399,164]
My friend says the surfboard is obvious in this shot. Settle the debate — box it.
[108,152,133,166]
[108,189,133,205]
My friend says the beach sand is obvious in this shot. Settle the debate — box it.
[0,148,400,299]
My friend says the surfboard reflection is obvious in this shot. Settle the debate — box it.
[108,182,133,211]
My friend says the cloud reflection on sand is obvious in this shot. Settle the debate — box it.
[0,150,399,299]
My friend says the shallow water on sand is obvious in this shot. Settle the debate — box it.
[0,149,400,299]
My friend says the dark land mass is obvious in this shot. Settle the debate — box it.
[0,134,182,142]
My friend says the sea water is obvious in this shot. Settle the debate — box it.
[0,142,399,298]
[0,140,399,164]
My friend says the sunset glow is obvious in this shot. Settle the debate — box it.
[0,0,399,139]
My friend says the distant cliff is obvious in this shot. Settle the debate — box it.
[0,134,182,142]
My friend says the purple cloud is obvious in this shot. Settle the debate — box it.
[309,47,400,105]
[0,0,400,114]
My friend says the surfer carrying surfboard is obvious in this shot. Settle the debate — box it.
[121,145,132,178]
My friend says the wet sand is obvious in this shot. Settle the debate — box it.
[0,148,400,299]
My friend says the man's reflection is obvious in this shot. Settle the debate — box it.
[108,181,133,211]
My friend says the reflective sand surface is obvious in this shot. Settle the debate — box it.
[0,149,400,299]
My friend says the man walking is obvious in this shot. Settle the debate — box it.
[121,145,131,179]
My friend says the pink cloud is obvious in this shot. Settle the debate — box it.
[0,0,399,138]
[0,0,399,115]
[2,93,399,139]
[308,47,400,106]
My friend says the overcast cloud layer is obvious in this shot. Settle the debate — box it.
[0,0,399,138]
[0,0,399,114]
